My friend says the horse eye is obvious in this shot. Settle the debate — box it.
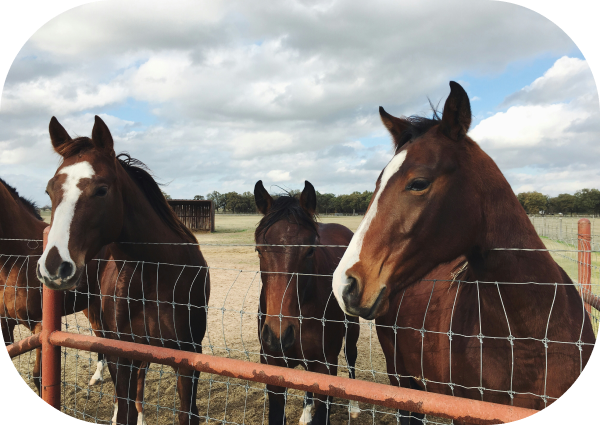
[306,247,315,257]
[94,186,108,197]
[406,179,431,192]
[256,248,262,257]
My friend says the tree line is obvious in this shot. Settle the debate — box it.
[517,189,600,216]
[190,190,374,214]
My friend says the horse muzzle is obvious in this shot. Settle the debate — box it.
[334,273,388,320]
[36,260,80,291]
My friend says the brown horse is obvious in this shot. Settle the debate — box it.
[332,82,595,421]
[254,181,360,425]
[37,116,210,425]
[0,178,48,393]
[0,178,142,406]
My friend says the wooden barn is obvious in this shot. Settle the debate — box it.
[168,199,215,232]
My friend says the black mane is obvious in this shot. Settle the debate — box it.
[0,177,43,220]
[396,107,441,150]
[117,154,197,243]
[255,194,318,243]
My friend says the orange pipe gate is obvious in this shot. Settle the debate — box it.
[15,222,596,424]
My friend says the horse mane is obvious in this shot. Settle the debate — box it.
[117,154,197,243]
[255,194,318,243]
[395,105,442,150]
[0,177,43,220]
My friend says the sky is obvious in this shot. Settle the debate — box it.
[1,0,599,206]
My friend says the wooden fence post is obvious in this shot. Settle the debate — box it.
[41,226,62,409]
[578,218,592,318]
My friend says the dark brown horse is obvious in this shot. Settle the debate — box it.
[0,178,48,393]
[254,181,360,425]
[332,82,595,422]
[37,116,210,425]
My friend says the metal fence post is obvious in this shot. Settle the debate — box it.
[578,218,592,318]
[559,217,562,241]
[41,226,62,409]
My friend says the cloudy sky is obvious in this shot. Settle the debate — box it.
[1,0,599,205]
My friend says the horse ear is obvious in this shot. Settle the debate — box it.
[91,115,115,154]
[300,180,317,216]
[379,107,411,150]
[49,117,72,154]
[254,180,273,215]
[440,81,471,141]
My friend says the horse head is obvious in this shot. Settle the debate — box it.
[37,116,123,290]
[332,81,485,319]
[254,180,319,353]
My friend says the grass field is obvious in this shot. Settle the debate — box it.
[10,213,597,424]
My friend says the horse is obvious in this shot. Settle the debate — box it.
[37,115,210,425]
[254,181,360,425]
[0,177,48,394]
[331,82,595,422]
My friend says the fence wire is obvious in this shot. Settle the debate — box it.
[3,228,599,425]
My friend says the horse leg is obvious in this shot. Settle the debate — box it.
[174,366,200,425]
[1,316,16,345]
[267,384,287,425]
[90,352,108,386]
[306,363,336,425]
[32,322,43,395]
[343,321,360,419]
[397,378,425,425]
[135,362,148,424]
[106,355,139,425]
[299,392,314,425]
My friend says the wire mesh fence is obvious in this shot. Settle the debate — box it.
[3,220,599,425]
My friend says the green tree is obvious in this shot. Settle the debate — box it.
[161,190,172,200]
[207,191,224,211]
[193,195,205,200]
[575,189,600,215]
[548,193,576,215]
[516,191,547,214]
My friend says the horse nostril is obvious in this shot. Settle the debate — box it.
[261,324,272,345]
[281,325,295,351]
[58,262,74,280]
[346,276,358,295]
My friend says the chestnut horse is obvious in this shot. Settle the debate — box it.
[332,82,595,421]
[1,178,48,393]
[37,116,210,425]
[254,181,360,425]
[0,178,142,405]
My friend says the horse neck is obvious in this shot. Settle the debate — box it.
[111,167,196,264]
[0,183,46,253]
[466,146,564,286]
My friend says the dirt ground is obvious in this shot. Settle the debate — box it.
[12,214,445,424]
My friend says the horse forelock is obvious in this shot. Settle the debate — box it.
[255,195,318,244]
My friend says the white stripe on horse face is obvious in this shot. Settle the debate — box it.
[38,161,95,279]
[332,150,407,313]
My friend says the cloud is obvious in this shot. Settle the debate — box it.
[0,0,591,203]
[500,56,596,107]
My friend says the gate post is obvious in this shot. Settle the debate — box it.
[41,226,62,409]
[578,218,592,317]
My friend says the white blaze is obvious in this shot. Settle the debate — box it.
[332,150,407,313]
[38,161,95,279]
